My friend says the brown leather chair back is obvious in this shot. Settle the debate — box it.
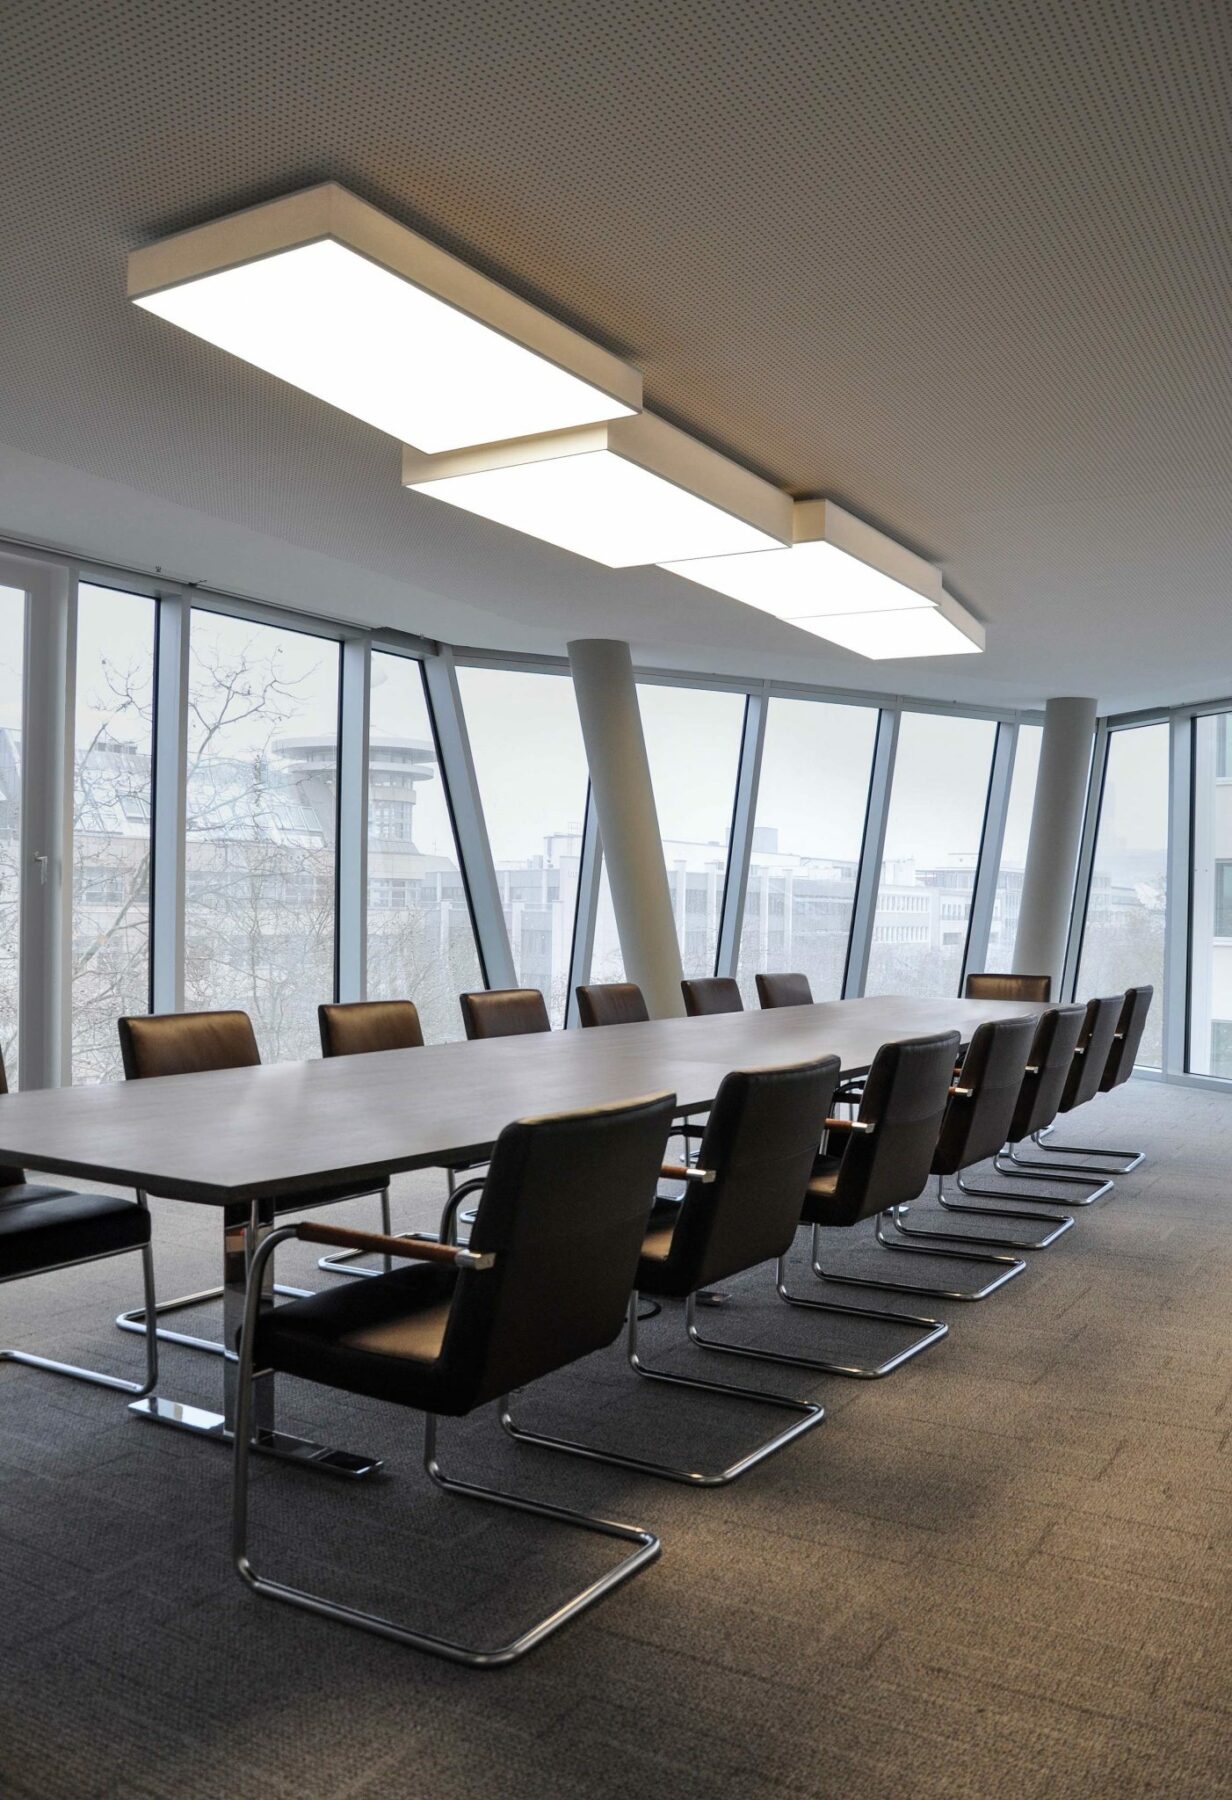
[680,977,744,1017]
[318,1000,424,1058]
[0,1048,26,1186]
[828,1032,961,1227]
[442,1092,676,1408]
[755,972,814,1010]
[575,983,650,1029]
[118,1010,260,1080]
[1005,1005,1087,1143]
[932,1015,1038,1175]
[657,1059,840,1297]
[459,988,551,1041]
[1099,986,1154,1091]
[1057,996,1123,1113]
[964,973,1052,1002]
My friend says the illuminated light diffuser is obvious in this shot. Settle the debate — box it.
[661,498,941,617]
[801,588,984,658]
[402,413,793,566]
[128,184,642,453]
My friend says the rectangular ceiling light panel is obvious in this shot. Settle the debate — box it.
[803,587,984,658]
[402,413,794,566]
[128,184,642,453]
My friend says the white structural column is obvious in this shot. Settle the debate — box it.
[1013,696,1097,992]
[567,639,684,1018]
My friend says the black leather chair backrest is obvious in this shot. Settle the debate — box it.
[118,1010,260,1080]
[1057,996,1123,1112]
[0,1048,25,1187]
[680,977,744,1017]
[755,972,813,1010]
[318,1000,424,1058]
[964,973,1052,1002]
[1099,986,1154,1091]
[932,1015,1038,1175]
[459,988,551,1041]
[828,1031,961,1227]
[442,1092,676,1408]
[660,1058,840,1296]
[575,983,650,1029]
[1005,1005,1087,1143]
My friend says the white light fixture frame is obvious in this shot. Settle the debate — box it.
[128,183,643,453]
[402,412,794,567]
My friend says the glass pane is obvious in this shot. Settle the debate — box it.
[0,585,24,1080]
[366,652,483,1042]
[1187,714,1232,1074]
[736,697,879,1003]
[456,666,588,1028]
[72,585,156,1083]
[592,684,746,983]
[1077,724,1167,1068]
[184,609,339,1063]
[981,723,1042,974]
[864,711,997,998]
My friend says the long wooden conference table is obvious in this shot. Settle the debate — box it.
[0,994,1042,1477]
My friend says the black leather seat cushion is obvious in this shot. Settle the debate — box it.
[254,1262,471,1413]
[0,1185,150,1279]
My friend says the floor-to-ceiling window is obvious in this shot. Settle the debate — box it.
[1075,723,1167,1067]
[456,665,588,1027]
[1188,712,1232,1076]
[591,683,746,983]
[981,723,1042,974]
[736,696,879,1003]
[864,711,997,998]
[366,651,483,1042]
[0,585,24,1078]
[71,584,156,1082]
[183,608,340,1062]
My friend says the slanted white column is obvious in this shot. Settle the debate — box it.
[567,639,684,1018]
[1013,696,1097,993]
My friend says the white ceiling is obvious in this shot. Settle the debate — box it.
[2,0,1230,711]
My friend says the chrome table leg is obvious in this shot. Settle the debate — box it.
[130,1199,382,1479]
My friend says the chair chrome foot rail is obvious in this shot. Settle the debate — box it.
[811,1209,1025,1302]
[316,1186,395,1276]
[233,1405,658,1668]
[886,1174,1074,1252]
[1025,1124,1145,1175]
[4,1236,159,1397]
[500,1297,824,1486]
[117,1276,314,1358]
[993,1146,1113,1204]
[760,1250,950,1377]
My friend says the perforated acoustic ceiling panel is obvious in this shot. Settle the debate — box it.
[2,0,1231,707]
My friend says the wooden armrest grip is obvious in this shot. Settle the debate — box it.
[823,1117,873,1134]
[296,1221,493,1270]
[661,1162,716,1184]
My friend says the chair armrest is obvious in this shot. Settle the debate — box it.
[661,1162,716,1184]
[823,1117,874,1135]
[948,1084,974,1098]
[296,1221,494,1271]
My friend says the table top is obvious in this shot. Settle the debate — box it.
[0,995,1042,1205]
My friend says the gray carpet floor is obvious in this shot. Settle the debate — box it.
[2,1079,1231,1799]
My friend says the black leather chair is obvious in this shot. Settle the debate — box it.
[115,1010,398,1358]
[964,973,1052,1002]
[0,1047,158,1401]
[1000,994,1126,1186]
[775,1032,957,1374]
[1030,985,1153,1174]
[459,988,551,1040]
[503,1058,839,1484]
[680,977,743,1017]
[317,1000,426,1276]
[755,972,814,1009]
[232,1092,676,1667]
[575,982,650,1028]
[889,1014,1075,1255]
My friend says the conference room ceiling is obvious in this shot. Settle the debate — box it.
[2,0,1229,711]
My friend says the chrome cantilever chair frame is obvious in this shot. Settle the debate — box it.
[232,1223,661,1669]
[501,1287,824,1487]
[1016,1118,1144,1176]
[891,1171,1073,1251]
[3,1196,158,1398]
